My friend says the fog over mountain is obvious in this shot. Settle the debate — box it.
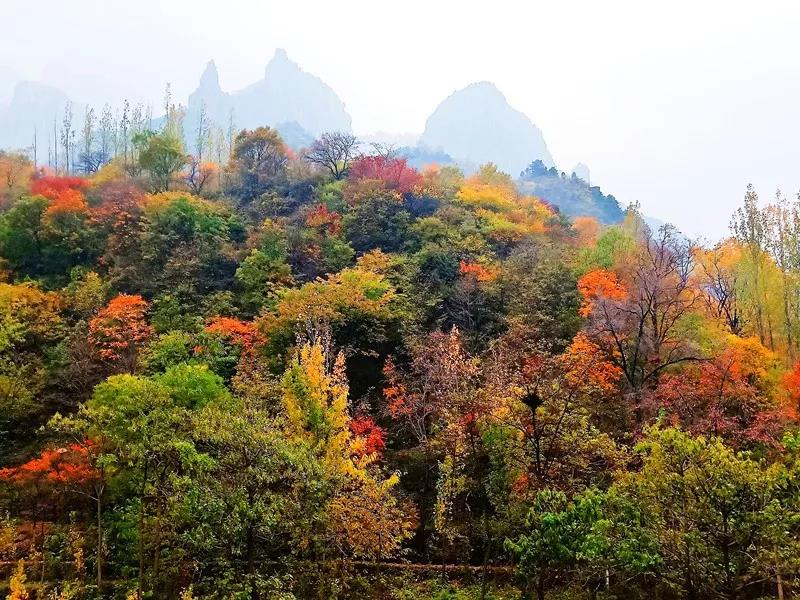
[0,57,558,188]
[0,65,20,106]
[420,82,554,177]
[185,49,352,141]
[0,81,76,152]
[571,162,591,183]
[0,52,665,228]
[0,52,627,223]
[0,49,355,156]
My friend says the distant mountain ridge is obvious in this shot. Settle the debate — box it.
[185,49,352,146]
[0,81,76,152]
[420,82,554,177]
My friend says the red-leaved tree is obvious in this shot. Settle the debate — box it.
[349,156,422,194]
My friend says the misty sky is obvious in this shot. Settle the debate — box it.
[3,0,800,239]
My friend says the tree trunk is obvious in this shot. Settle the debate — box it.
[96,488,103,590]
[152,495,162,595]
[138,463,148,600]
[246,520,260,600]
[685,546,696,600]
[536,572,545,600]
[40,520,46,583]
[479,538,492,600]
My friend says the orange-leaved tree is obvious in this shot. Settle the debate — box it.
[578,226,700,396]
[0,442,98,583]
[577,268,626,318]
[88,294,152,373]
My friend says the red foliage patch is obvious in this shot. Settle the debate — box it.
[0,443,97,488]
[89,294,152,363]
[349,415,387,459]
[31,176,89,199]
[205,316,259,350]
[349,156,422,194]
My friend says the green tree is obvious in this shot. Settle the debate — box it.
[342,189,412,253]
[51,365,229,599]
[232,127,288,200]
[507,490,606,600]
[235,249,292,315]
[138,193,237,298]
[0,195,48,276]
[135,132,187,192]
[612,426,800,600]
[184,394,310,597]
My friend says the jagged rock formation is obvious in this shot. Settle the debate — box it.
[187,60,232,128]
[185,49,351,147]
[571,162,590,183]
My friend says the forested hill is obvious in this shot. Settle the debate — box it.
[0,124,799,600]
[519,159,624,223]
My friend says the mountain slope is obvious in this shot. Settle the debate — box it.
[0,65,21,107]
[519,160,623,223]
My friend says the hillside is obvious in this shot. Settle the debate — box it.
[519,159,624,223]
[0,127,799,600]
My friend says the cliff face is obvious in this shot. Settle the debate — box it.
[187,60,232,128]
[420,81,554,176]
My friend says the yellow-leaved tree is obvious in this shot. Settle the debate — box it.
[282,341,415,559]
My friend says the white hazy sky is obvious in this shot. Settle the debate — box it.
[4,0,800,239]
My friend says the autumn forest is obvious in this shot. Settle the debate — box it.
[1,101,800,600]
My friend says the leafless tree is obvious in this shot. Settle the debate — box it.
[60,102,75,173]
[195,101,209,161]
[186,156,215,195]
[98,104,116,162]
[697,243,742,335]
[304,131,359,180]
[584,225,700,393]
[370,141,398,160]
[119,100,130,167]
[78,106,110,174]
